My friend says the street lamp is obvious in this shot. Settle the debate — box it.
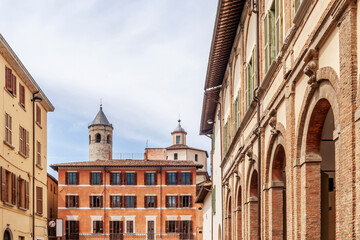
[32,92,42,240]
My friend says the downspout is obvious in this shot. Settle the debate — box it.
[252,1,261,239]
[204,134,214,240]
[32,91,40,240]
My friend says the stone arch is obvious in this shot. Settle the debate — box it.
[248,169,259,239]
[235,182,243,240]
[225,190,232,240]
[265,128,286,183]
[296,79,339,239]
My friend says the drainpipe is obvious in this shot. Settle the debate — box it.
[251,0,261,239]
[104,167,107,239]
[204,134,214,240]
[204,89,223,240]
[159,167,163,239]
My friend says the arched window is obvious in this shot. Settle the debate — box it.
[107,135,111,144]
[96,134,101,143]
[89,135,91,144]
[4,229,11,240]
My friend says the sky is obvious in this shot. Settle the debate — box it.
[0,0,218,178]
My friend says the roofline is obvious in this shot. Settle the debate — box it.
[199,0,244,135]
[47,173,58,184]
[0,34,55,112]
[195,182,212,203]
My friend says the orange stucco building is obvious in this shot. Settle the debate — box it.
[51,106,206,239]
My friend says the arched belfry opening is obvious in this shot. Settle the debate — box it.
[271,144,286,239]
[249,170,258,239]
[305,98,336,240]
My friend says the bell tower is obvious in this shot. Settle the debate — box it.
[88,105,113,161]
[171,119,187,145]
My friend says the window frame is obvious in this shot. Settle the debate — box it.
[5,113,12,145]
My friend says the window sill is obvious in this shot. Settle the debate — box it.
[4,201,15,207]
[36,164,43,170]
[3,141,15,149]
[35,212,43,216]
[18,102,26,112]
[66,207,78,209]
[36,121,42,129]
[4,87,16,98]
[18,151,28,159]
[18,206,27,211]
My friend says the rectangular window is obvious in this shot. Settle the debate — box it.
[167,172,176,185]
[145,196,156,208]
[223,119,230,155]
[65,221,79,240]
[90,195,103,208]
[180,195,192,208]
[125,196,136,208]
[17,177,28,209]
[91,172,101,185]
[245,47,256,110]
[36,141,41,167]
[5,66,16,96]
[212,186,216,215]
[182,172,190,185]
[93,221,103,233]
[110,221,123,240]
[66,195,79,208]
[19,84,25,107]
[174,153,178,160]
[165,221,178,233]
[233,92,241,135]
[2,169,16,205]
[295,0,302,13]
[126,173,135,185]
[126,220,134,233]
[145,173,156,185]
[166,195,177,208]
[36,186,43,214]
[180,220,193,238]
[111,172,121,185]
[5,113,12,145]
[67,172,78,185]
[36,105,41,125]
[19,126,29,157]
[195,154,198,162]
[111,195,121,208]
[176,135,180,144]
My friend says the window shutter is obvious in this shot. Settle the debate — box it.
[89,196,93,208]
[165,221,169,233]
[176,196,180,208]
[176,221,180,233]
[110,173,113,185]
[12,75,16,96]
[17,177,21,207]
[165,173,169,185]
[99,172,103,185]
[190,220,193,233]
[100,221,103,233]
[120,195,124,208]
[134,173,137,185]
[144,173,147,185]
[65,172,69,185]
[175,173,178,185]
[65,221,70,236]
[110,221,113,234]
[144,196,147,208]
[25,181,29,209]
[75,221,79,233]
[178,173,183,185]
[93,221,96,233]
[134,196,137,208]
[120,221,124,233]
[165,196,169,208]
[2,168,6,202]
[189,172,193,185]
[154,196,157,208]
[189,196,193,207]
[76,196,79,208]
[179,196,183,208]
[119,172,122,185]
[122,173,126,185]
[154,172,158,185]
[12,173,16,205]
[90,172,93,185]
[100,196,103,208]
[66,196,69,208]
[25,130,29,156]
[110,196,113,208]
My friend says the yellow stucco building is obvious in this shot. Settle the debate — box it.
[0,34,54,240]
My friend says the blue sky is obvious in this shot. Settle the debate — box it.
[0,0,218,177]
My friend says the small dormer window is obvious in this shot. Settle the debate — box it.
[174,153,178,160]
[107,135,111,144]
[96,134,101,143]
[176,136,181,144]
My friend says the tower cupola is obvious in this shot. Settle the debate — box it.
[171,119,187,145]
[88,105,113,161]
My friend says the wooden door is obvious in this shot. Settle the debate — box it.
[147,221,155,240]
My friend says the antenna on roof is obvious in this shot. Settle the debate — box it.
[100,98,103,109]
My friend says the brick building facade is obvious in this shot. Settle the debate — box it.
[200,0,360,239]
